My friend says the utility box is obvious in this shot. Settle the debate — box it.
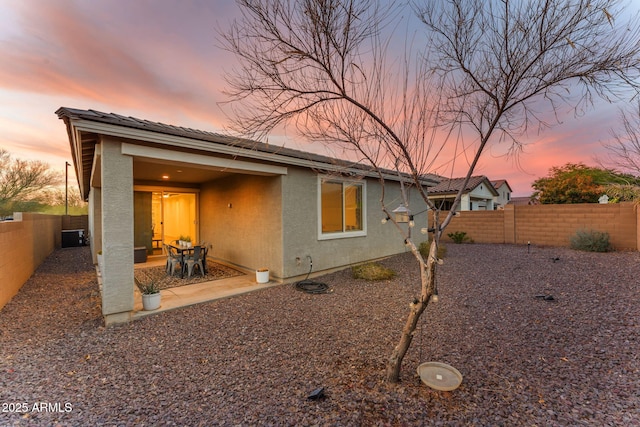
[61,229,85,248]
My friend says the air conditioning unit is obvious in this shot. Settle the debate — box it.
[61,229,85,248]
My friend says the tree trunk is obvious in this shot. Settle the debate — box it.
[386,238,438,383]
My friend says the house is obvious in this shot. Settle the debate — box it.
[427,176,498,211]
[509,196,539,206]
[56,107,438,324]
[491,179,513,209]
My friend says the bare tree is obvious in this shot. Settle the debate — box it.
[0,149,62,217]
[601,102,640,176]
[597,102,640,202]
[220,0,640,383]
[44,187,88,209]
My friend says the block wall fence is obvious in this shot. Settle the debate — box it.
[432,202,639,251]
[0,214,87,311]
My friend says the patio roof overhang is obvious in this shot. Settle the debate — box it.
[58,118,291,200]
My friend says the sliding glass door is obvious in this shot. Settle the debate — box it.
[146,191,197,250]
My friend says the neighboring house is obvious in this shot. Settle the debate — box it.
[509,196,539,206]
[491,179,513,210]
[56,107,438,324]
[427,176,498,211]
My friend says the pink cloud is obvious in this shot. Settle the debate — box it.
[0,0,233,130]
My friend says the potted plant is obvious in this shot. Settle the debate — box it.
[178,235,186,246]
[140,280,161,311]
[256,268,270,283]
[184,236,192,248]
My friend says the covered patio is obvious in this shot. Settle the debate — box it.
[58,107,288,324]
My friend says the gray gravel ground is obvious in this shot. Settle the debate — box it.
[0,243,639,426]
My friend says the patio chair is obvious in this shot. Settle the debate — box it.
[186,245,205,278]
[163,243,170,272]
[166,244,183,276]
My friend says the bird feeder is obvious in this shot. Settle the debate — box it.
[392,204,410,223]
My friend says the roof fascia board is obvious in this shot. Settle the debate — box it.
[120,142,288,176]
[70,125,87,194]
[70,126,80,175]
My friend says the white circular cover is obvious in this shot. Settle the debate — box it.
[417,362,463,391]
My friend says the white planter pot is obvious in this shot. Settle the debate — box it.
[142,293,161,311]
[256,269,270,284]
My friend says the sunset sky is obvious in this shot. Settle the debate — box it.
[1,0,637,197]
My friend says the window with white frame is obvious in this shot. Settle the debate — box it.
[318,177,366,239]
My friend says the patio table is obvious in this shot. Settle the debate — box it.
[168,243,207,278]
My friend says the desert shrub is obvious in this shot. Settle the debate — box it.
[418,240,447,259]
[352,262,396,280]
[447,231,472,244]
[570,229,613,252]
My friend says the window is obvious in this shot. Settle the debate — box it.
[318,177,366,239]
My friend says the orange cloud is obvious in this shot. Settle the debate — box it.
[0,0,233,130]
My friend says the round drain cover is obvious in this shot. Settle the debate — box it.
[417,362,463,391]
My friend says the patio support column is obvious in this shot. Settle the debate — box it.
[100,138,134,325]
[89,187,102,263]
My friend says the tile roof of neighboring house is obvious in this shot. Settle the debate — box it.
[56,107,441,187]
[508,196,539,205]
[491,179,513,192]
[428,175,498,195]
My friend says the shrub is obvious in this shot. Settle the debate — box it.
[447,231,472,244]
[138,280,160,295]
[570,229,613,252]
[352,262,396,280]
[418,240,447,259]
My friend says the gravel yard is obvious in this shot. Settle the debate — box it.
[0,243,638,426]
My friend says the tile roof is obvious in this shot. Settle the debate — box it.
[491,179,513,192]
[428,175,496,195]
[56,107,441,184]
[508,196,539,205]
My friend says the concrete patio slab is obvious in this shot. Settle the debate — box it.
[132,274,281,320]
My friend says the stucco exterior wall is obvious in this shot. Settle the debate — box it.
[200,174,283,278]
[468,184,496,210]
[494,184,510,208]
[280,167,428,279]
[200,167,430,281]
[0,213,61,311]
